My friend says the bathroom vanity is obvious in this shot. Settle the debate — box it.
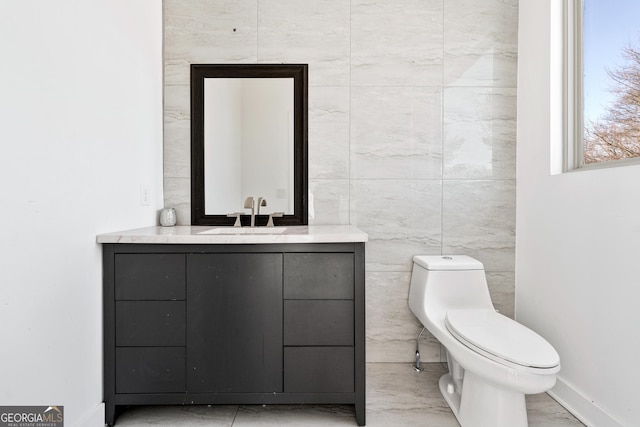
[98,225,367,426]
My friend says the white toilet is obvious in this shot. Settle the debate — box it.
[408,255,560,427]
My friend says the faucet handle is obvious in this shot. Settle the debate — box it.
[226,212,243,227]
[243,197,254,209]
[266,212,284,228]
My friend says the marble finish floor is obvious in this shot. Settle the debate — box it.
[113,363,584,427]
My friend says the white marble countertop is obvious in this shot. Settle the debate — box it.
[96,225,368,244]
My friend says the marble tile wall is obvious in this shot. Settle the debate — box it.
[163,0,519,363]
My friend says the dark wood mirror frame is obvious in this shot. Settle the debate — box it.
[191,64,308,226]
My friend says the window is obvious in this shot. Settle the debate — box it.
[566,0,640,169]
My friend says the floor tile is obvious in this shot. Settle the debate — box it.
[232,405,356,426]
[112,363,584,426]
[114,404,237,426]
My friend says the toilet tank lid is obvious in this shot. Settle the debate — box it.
[413,255,484,271]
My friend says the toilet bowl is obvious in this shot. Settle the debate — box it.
[408,255,560,427]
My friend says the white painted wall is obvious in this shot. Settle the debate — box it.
[0,1,162,426]
[204,79,242,213]
[240,79,293,214]
[516,1,640,426]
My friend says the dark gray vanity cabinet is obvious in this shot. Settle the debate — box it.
[283,253,355,393]
[103,243,365,426]
[186,253,283,393]
[112,253,187,395]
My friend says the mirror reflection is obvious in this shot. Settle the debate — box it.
[190,64,308,226]
[204,78,294,215]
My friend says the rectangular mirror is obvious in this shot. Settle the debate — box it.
[191,64,308,226]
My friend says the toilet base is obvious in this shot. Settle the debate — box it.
[439,371,527,427]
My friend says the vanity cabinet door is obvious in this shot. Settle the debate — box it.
[283,300,353,346]
[186,253,283,393]
[284,253,354,299]
[115,253,185,300]
[116,301,185,347]
[115,347,186,394]
[284,347,354,392]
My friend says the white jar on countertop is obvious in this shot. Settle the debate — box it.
[159,207,176,226]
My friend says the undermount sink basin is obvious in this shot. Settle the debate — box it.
[198,227,288,235]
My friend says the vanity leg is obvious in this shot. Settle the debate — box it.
[105,402,116,427]
[355,400,366,426]
[354,242,366,426]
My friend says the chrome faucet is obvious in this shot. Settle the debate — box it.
[244,196,255,227]
[244,196,268,227]
[257,197,267,216]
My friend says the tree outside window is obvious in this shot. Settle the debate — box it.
[582,0,640,165]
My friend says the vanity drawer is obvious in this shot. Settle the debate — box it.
[284,300,353,346]
[116,301,185,347]
[284,347,354,393]
[284,253,354,299]
[115,347,186,393]
[115,254,185,301]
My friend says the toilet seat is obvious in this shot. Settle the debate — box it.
[445,309,560,372]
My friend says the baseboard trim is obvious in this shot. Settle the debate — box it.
[548,376,623,427]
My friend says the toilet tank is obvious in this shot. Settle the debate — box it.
[413,255,484,271]
[409,255,494,325]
